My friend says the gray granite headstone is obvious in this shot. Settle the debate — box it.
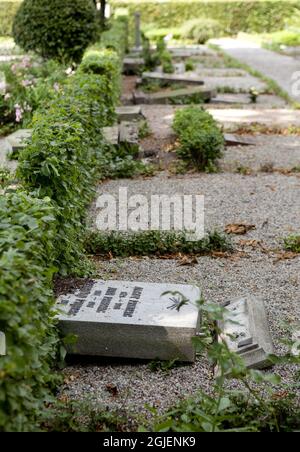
[219,295,274,369]
[57,280,201,362]
[134,12,142,50]
[0,332,5,356]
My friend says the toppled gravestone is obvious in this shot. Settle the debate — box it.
[133,86,216,105]
[219,295,274,369]
[57,280,201,362]
[142,71,204,86]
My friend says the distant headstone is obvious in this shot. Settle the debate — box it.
[142,71,205,86]
[134,12,142,50]
[219,295,274,369]
[116,106,144,122]
[0,332,5,356]
[57,280,201,362]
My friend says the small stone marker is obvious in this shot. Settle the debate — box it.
[116,106,144,122]
[219,295,274,369]
[0,332,6,356]
[57,280,201,362]
[224,133,254,146]
[142,71,204,86]
[119,121,139,147]
[6,129,32,155]
[103,126,119,146]
[134,86,216,105]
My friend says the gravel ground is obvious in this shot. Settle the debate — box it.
[63,158,300,416]
[221,135,300,172]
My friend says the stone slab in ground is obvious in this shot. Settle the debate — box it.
[123,57,145,75]
[134,86,216,105]
[142,71,204,86]
[201,76,267,93]
[219,296,274,369]
[224,133,254,146]
[116,106,144,122]
[6,129,32,153]
[169,46,216,58]
[57,280,201,362]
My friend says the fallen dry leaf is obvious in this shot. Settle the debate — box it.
[106,383,118,397]
[225,224,256,235]
[177,255,198,266]
[273,251,299,263]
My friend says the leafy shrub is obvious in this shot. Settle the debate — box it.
[84,230,232,257]
[0,57,67,134]
[13,0,98,63]
[146,37,175,73]
[0,191,60,431]
[181,18,223,44]
[173,106,224,170]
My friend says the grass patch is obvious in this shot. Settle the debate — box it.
[84,230,233,258]
[284,235,300,253]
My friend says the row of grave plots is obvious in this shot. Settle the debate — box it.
[54,45,300,421]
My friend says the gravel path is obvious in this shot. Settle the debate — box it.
[212,38,300,101]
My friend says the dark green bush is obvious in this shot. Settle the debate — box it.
[173,107,224,170]
[181,18,223,44]
[13,0,98,63]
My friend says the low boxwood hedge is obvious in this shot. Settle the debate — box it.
[0,17,127,432]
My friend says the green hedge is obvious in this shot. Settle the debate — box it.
[111,1,300,34]
[0,17,127,432]
[0,192,59,432]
